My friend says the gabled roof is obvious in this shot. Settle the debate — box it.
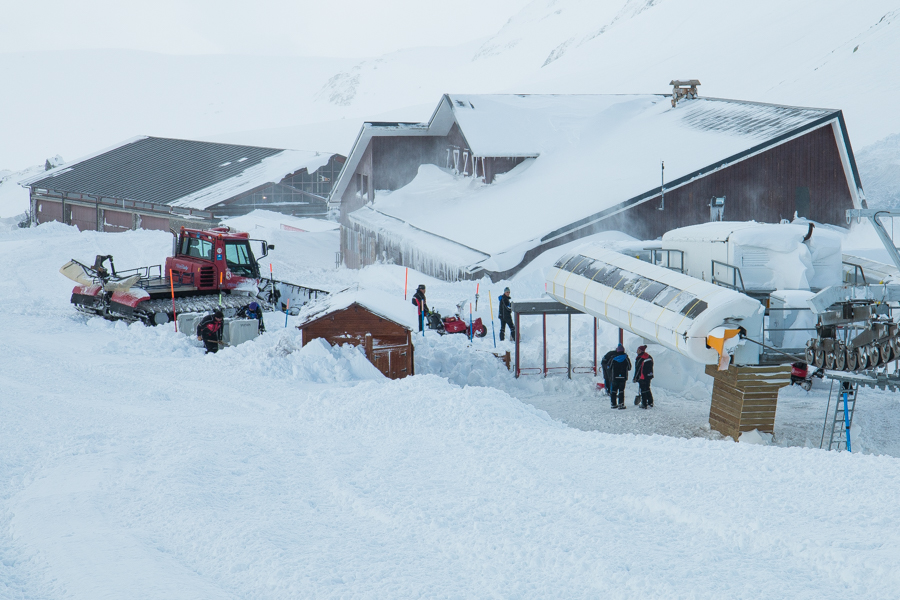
[22,136,335,211]
[339,93,864,274]
[330,93,861,210]
[297,287,417,331]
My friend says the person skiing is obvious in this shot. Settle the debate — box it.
[633,345,654,408]
[604,343,631,409]
[237,301,265,333]
[412,284,429,332]
[196,309,225,354]
[498,287,515,341]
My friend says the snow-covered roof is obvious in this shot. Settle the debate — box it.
[338,93,861,274]
[22,136,335,211]
[297,287,418,331]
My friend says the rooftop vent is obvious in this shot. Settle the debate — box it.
[670,79,700,107]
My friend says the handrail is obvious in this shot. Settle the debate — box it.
[711,259,746,292]
[650,249,685,273]
[842,260,867,286]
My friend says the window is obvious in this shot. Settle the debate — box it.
[181,236,214,260]
[224,242,256,277]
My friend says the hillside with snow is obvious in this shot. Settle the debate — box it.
[2,1,900,208]
[4,2,900,597]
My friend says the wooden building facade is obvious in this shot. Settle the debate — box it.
[298,302,415,380]
[23,137,344,233]
[331,94,864,282]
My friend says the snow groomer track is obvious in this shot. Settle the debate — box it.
[546,245,764,365]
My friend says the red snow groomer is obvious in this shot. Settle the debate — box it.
[59,226,325,325]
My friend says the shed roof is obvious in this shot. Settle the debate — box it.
[297,287,418,331]
[22,136,334,211]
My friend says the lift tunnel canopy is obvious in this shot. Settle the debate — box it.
[545,245,764,366]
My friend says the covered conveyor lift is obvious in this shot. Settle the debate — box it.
[544,243,793,440]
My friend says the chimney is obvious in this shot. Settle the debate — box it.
[670,80,701,107]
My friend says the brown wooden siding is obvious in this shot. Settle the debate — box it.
[68,204,97,231]
[36,199,63,225]
[102,209,133,232]
[299,304,414,379]
[138,215,171,231]
[483,124,855,281]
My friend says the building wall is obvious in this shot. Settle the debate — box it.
[344,123,857,281]
[31,193,216,232]
[299,304,414,379]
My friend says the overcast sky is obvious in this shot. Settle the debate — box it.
[1,0,533,57]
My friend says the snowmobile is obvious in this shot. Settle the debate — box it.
[426,301,488,337]
[59,226,326,325]
[789,361,822,391]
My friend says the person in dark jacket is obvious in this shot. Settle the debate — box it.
[412,284,429,332]
[604,343,631,409]
[237,301,265,333]
[633,345,654,408]
[196,309,225,353]
[498,287,515,341]
[600,348,618,397]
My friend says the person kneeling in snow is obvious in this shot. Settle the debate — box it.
[633,345,654,409]
[197,309,225,353]
[605,344,631,409]
[237,301,265,334]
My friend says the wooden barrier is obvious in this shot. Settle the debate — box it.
[705,364,791,440]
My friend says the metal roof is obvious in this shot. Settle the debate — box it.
[24,137,285,205]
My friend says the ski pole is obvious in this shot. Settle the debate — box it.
[469,303,473,342]
[475,283,479,311]
[269,263,277,307]
[284,298,290,328]
[169,269,177,332]
[404,267,408,301]
[488,289,496,348]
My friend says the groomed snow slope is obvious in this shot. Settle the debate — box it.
[3,223,900,598]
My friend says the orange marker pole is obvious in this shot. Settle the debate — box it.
[219,271,223,306]
[404,267,408,300]
[169,269,178,332]
[284,298,290,328]
[475,282,480,311]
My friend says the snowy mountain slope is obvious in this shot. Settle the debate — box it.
[3,223,900,597]
[313,0,900,146]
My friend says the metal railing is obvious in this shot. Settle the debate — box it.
[842,261,868,286]
[711,259,746,292]
[650,249,685,273]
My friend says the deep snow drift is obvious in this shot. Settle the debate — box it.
[3,222,900,598]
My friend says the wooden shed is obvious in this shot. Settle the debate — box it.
[297,289,415,380]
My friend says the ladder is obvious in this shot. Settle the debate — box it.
[820,380,858,451]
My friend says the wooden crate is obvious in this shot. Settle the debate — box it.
[705,364,791,440]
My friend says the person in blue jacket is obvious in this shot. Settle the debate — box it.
[237,301,265,333]
[604,344,631,409]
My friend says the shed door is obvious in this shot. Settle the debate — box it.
[372,345,412,379]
